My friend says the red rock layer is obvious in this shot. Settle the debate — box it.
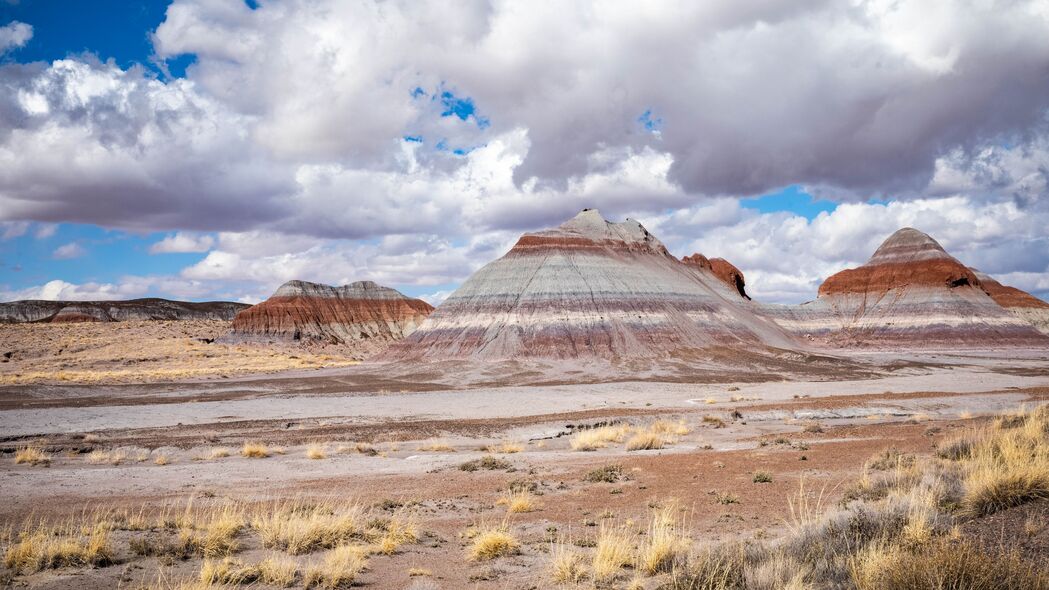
[682,254,750,299]
[765,228,1048,348]
[384,209,796,361]
[230,280,433,351]
[972,271,1049,309]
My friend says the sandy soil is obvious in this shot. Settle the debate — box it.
[0,321,358,385]
[1,345,1048,588]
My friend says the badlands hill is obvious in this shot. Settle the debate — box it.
[970,269,1049,335]
[385,209,797,361]
[0,298,248,323]
[229,280,433,356]
[764,228,1049,348]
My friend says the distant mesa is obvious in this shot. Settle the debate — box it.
[384,208,796,361]
[0,298,249,323]
[682,254,750,299]
[763,228,1049,348]
[971,268,1049,335]
[228,280,433,356]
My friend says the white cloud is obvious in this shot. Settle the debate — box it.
[52,242,85,259]
[0,21,31,54]
[0,1,1048,304]
[33,223,57,239]
[656,196,1049,303]
[150,232,215,254]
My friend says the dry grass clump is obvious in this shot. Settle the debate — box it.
[864,447,915,471]
[417,441,455,452]
[14,446,50,466]
[199,557,261,585]
[488,440,524,454]
[498,489,538,514]
[954,405,1049,516]
[304,545,369,589]
[337,442,378,456]
[241,442,271,458]
[637,505,690,575]
[306,444,327,460]
[590,522,635,582]
[550,541,587,583]
[849,539,1048,590]
[468,524,520,561]
[258,554,299,587]
[652,419,690,436]
[252,500,366,554]
[87,449,128,465]
[626,431,666,451]
[458,455,511,472]
[584,464,624,483]
[702,415,726,428]
[251,499,417,556]
[3,521,113,573]
[154,455,171,466]
[177,503,246,557]
[570,424,630,451]
[209,447,231,459]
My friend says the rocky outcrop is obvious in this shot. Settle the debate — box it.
[764,228,1048,348]
[971,269,1049,335]
[384,209,797,360]
[682,254,749,299]
[0,298,249,323]
[228,280,433,354]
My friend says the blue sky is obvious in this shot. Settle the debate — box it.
[1,1,1047,305]
[0,1,840,302]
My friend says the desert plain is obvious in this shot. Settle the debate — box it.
[2,320,1048,589]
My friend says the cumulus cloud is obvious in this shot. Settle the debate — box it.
[0,21,31,54]
[52,242,85,259]
[0,1,1048,304]
[150,232,215,254]
[655,196,1049,303]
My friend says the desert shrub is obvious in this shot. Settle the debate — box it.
[584,464,623,483]
[458,455,511,472]
[241,442,270,458]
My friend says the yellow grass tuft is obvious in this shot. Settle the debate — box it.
[87,449,127,465]
[3,521,113,573]
[489,441,524,454]
[637,505,690,574]
[154,455,171,466]
[591,523,634,582]
[241,442,271,458]
[14,446,50,466]
[550,541,587,583]
[468,524,520,561]
[304,545,369,589]
[498,489,538,514]
[199,557,261,585]
[209,447,231,459]
[651,419,690,436]
[626,431,666,451]
[306,444,327,460]
[408,566,432,577]
[258,554,299,587]
[417,440,455,452]
[570,425,630,451]
[252,500,366,555]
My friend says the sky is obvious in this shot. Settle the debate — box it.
[1,0,1048,305]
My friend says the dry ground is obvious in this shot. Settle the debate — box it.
[0,321,357,385]
[0,323,1047,588]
